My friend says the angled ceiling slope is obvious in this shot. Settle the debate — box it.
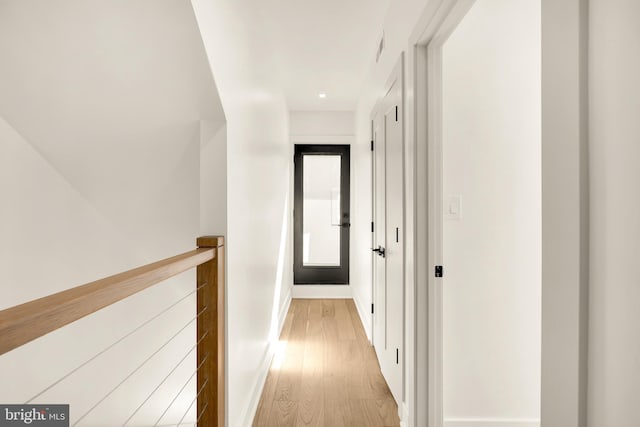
[0,0,225,192]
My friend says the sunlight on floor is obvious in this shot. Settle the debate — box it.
[270,340,288,371]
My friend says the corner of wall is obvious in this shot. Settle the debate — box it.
[240,290,292,427]
[399,402,410,427]
[353,290,372,342]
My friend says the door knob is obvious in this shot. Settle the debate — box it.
[372,246,386,258]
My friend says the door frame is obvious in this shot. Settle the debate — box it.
[293,144,351,284]
[410,3,477,426]
[406,1,589,426]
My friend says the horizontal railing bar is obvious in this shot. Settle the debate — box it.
[154,354,208,427]
[0,248,215,356]
[72,315,199,426]
[121,332,208,427]
[26,288,199,404]
[178,378,208,427]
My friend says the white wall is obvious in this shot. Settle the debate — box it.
[200,121,228,236]
[0,1,224,425]
[588,1,640,426]
[441,0,541,424]
[290,111,355,136]
[290,111,359,300]
[191,1,293,425]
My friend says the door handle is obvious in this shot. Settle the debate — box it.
[332,222,351,228]
[372,246,386,258]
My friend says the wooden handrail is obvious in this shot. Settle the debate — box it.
[0,248,213,355]
[0,236,225,426]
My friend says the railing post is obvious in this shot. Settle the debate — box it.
[196,236,225,427]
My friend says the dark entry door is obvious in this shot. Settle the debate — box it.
[294,144,350,284]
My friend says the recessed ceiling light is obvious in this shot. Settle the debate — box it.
[318,93,327,99]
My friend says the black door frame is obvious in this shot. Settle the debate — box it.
[293,144,350,284]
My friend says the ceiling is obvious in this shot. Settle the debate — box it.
[0,0,224,204]
[0,0,224,136]
[250,0,392,111]
[0,0,393,131]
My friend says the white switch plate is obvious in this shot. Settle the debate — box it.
[445,195,461,220]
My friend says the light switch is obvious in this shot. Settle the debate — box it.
[445,195,461,220]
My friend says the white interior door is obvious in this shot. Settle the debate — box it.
[372,58,404,408]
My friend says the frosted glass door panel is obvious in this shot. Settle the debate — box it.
[303,155,341,266]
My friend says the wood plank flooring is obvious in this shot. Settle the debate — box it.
[253,299,400,427]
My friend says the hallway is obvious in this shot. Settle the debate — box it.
[253,299,399,427]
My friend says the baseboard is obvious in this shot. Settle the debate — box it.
[291,284,352,298]
[444,418,540,427]
[353,293,372,342]
[241,291,292,427]
[278,289,292,331]
[399,402,410,427]
[240,344,273,427]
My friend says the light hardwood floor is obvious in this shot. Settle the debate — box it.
[252,299,400,427]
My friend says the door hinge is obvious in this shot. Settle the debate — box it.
[371,140,374,151]
[435,265,443,278]
[396,348,399,364]
[395,106,398,122]
[371,221,374,233]
[396,227,399,243]
[371,303,374,314]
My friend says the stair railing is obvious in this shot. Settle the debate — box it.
[0,235,225,426]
